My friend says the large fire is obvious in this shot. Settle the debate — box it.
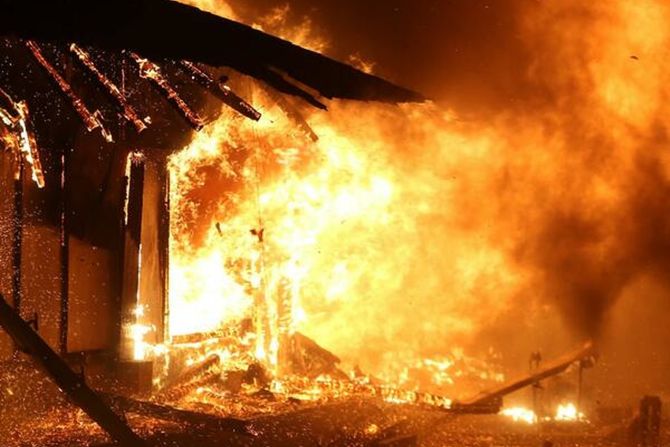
[501,402,587,424]
[126,0,670,409]
[149,0,516,401]
[164,98,509,395]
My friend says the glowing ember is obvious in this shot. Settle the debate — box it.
[501,403,587,424]
[500,407,537,424]
[127,304,155,361]
[555,403,586,422]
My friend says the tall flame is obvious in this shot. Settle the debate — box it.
[167,0,670,397]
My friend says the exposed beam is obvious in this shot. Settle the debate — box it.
[0,0,425,106]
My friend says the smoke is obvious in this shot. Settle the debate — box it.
[507,0,670,337]
[293,0,670,349]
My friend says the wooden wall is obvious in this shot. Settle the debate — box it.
[0,151,16,359]
[66,236,117,352]
[0,149,123,358]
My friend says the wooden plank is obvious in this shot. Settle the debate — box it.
[66,237,116,352]
[0,293,147,446]
[103,393,251,436]
[19,224,62,350]
[120,154,145,360]
[457,342,595,408]
[139,157,167,349]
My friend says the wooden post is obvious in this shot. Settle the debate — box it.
[159,159,170,343]
[11,158,23,346]
[59,147,70,354]
[120,153,145,361]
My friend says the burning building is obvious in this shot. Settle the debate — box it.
[0,0,669,446]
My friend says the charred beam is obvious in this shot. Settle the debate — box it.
[178,60,261,121]
[456,341,596,409]
[103,393,252,436]
[25,41,113,142]
[162,353,220,391]
[70,44,148,133]
[129,52,204,131]
[0,294,147,447]
[253,67,326,110]
[157,370,220,402]
[257,82,319,142]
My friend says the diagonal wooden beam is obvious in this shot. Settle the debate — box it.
[177,60,262,122]
[129,52,204,131]
[25,40,113,142]
[0,293,148,447]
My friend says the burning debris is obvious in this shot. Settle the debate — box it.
[176,60,262,122]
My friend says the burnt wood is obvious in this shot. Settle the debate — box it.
[0,293,147,446]
[102,393,252,437]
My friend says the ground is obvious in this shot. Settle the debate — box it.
[1,361,666,447]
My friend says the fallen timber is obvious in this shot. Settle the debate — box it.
[102,393,252,437]
[453,341,596,411]
[157,353,221,397]
[380,342,596,415]
[0,294,147,447]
